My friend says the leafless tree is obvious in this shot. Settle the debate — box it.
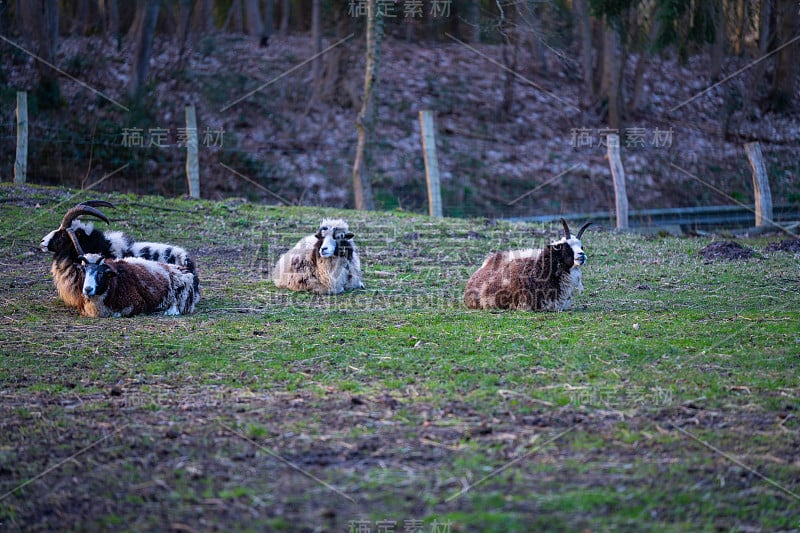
[600,17,623,129]
[352,0,381,210]
[280,0,290,34]
[770,0,799,109]
[574,0,594,106]
[129,0,160,100]
[244,0,263,36]
[20,0,61,108]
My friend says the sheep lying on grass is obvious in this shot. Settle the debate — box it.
[78,252,199,317]
[62,229,199,317]
[465,218,591,311]
[273,218,364,295]
[41,201,197,310]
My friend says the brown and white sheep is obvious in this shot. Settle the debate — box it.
[464,219,591,311]
[41,201,197,310]
[78,252,199,318]
[273,218,364,295]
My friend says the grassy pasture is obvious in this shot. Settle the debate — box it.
[1,183,798,532]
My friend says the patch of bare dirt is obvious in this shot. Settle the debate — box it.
[765,237,800,253]
[699,240,755,261]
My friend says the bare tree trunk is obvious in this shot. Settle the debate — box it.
[710,0,726,80]
[244,0,263,35]
[320,3,358,107]
[744,0,771,108]
[500,40,518,117]
[758,0,773,56]
[737,0,748,55]
[352,0,380,211]
[127,3,143,42]
[20,0,61,109]
[755,0,772,87]
[129,0,160,100]
[462,0,480,43]
[223,0,243,32]
[302,0,323,109]
[770,0,799,109]
[496,1,517,117]
[575,0,594,107]
[72,0,91,35]
[600,20,623,129]
[177,0,194,63]
[200,0,214,32]
[100,0,120,41]
[511,0,545,74]
[261,0,273,46]
[631,13,660,111]
[280,0,290,34]
[311,0,322,80]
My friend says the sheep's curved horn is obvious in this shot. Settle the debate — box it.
[59,203,112,230]
[66,228,85,256]
[576,222,592,239]
[560,218,571,239]
[79,200,115,210]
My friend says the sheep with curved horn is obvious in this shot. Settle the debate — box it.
[41,201,197,309]
[465,218,592,312]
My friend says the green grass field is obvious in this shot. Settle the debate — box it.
[1,183,798,532]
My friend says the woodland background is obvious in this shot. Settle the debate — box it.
[0,0,798,218]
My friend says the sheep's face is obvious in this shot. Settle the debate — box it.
[552,219,591,267]
[80,253,115,297]
[548,241,577,269]
[548,236,587,268]
[567,235,587,266]
[40,221,93,254]
[316,225,354,258]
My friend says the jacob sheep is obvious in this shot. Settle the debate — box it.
[464,219,591,312]
[67,231,199,317]
[273,218,364,295]
[40,201,197,310]
[41,201,195,271]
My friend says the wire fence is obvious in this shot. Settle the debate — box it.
[2,96,799,229]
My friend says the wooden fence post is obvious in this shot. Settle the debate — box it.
[744,142,773,227]
[606,133,628,230]
[185,105,200,199]
[419,110,443,218]
[15,91,28,184]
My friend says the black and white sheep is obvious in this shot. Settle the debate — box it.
[464,219,591,311]
[273,218,364,295]
[40,201,197,309]
[77,252,199,317]
[63,227,199,317]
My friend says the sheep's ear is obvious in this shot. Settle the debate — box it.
[344,232,354,239]
[314,230,324,239]
[78,255,87,265]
